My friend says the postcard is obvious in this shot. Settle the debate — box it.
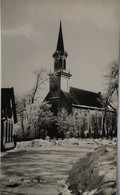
[1,0,119,194]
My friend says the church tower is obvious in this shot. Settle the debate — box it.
[45,22,103,118]
[50,21,72,95]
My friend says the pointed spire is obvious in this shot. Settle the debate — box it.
[56,21,64,52]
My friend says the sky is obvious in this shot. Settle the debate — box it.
[1,0,120,100]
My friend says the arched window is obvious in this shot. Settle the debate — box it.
[59,59,62,69]
[64,59,66,69]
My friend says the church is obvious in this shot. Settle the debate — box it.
[44,22,116,138]
[45,22,102,114]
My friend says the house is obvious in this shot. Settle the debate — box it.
[1,87,17,151]
[44,22,116,138]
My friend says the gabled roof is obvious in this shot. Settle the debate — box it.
[56,21,64,52]
[62,87,102,108]
[1,87,17,123]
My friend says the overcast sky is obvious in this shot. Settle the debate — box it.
[1,0,120,99]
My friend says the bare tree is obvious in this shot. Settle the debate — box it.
[26,69,58,104]
[28,68,48,104]
[104,61,119,109]
[102,61,119,137]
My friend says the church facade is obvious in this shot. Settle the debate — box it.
[44,22,116,138]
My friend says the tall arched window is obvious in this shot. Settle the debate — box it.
[64,59,66,70]
[59,59,62,69]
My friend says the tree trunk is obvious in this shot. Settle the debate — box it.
[102,108,107,138]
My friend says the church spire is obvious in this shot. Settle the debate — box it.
[53,21,68,72]
[56,21,64,52]
[50,21,72,93]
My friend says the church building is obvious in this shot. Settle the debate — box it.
[45,22,102,114]
[44,22,116,138]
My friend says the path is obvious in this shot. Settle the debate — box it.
[0,140,97,195]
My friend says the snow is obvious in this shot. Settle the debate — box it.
[68,140,117,195]
[15,137,117,150]
[12,138,117,195]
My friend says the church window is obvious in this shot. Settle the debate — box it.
[59,59,62,69]
[64,59,66,69]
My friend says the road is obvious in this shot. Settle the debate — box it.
[0,141,97,195]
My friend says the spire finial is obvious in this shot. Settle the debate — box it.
[59,14,62,23]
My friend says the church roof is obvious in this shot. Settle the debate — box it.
[62,87,102,108]
[56,21,64,52]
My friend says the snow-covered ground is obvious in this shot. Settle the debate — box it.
[67,139,117,195]
[15,138,117,150]
[0,138,117,195]
[15,138,117,195]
